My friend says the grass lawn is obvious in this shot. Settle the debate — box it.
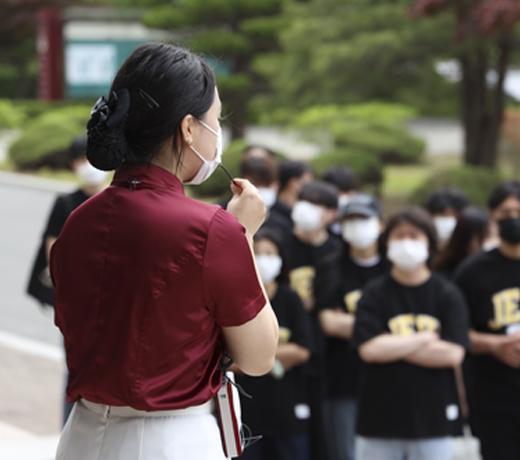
[382,154,461,200]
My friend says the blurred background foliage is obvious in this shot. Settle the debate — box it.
[1,0,520,203]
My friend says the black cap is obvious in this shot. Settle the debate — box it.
[339,193,381,220]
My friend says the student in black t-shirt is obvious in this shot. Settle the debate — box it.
[285,180,342,460]
[354,207,469,460]
[425,188,469,249]
[287,181,342,311]
[263,160,313,242]
[322,167,360,236]
[455,181,520,460]
[435,206,490,280]
[26,136,107,424]
[239,229,312,460]
[218,153,279,210]
[316,194,389,460]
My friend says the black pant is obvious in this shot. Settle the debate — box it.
[476,411,520,460]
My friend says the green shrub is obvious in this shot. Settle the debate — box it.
[294,103,425,166]
[411,166,505,207]
[311,149,384,190]
[0,99,26,129]
[7,99,94,121]
[9,105,90,169]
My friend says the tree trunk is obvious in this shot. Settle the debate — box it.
[229,98,247,139]
[460,45,487,166]
[460,36,512,168]
[480,35,511,167]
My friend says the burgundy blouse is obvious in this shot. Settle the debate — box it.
[50,162,266,410]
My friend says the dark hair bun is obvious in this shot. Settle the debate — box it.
[86,89,131,171]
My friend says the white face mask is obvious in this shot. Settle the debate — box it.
[434,216,457,243]
[387,239,429,271]
[341,217,380,249]
[185,120,223,185]
[76,161,108,186]
[256,254,282,284]
[291,201,323,232]
[258,187,277,209]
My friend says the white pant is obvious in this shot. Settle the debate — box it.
[56,399,227,460]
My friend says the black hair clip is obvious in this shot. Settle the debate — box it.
[138,88,160,109]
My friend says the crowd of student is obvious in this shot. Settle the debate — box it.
[231,146,520,460]
[27,138,520,460]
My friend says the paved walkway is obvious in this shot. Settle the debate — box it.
[0,339,63,459]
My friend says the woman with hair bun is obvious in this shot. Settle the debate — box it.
[50,43,279,460]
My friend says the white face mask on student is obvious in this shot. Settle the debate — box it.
[257,187,277,209]
[185,120,223,185]
[256,254,282,284]
[387,239,429,271]
[291,201,323,232]
[76,161,108,186]
[434,216,457,243]
[341,217,380,249]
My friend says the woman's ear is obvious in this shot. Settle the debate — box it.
[179,114,196,146]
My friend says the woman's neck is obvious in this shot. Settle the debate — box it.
[277,189,296,209]
[391,265,431,286]
[294,227,329,247]
[350,244,378,262]
[150,147,188,181]
[499,241,520,260]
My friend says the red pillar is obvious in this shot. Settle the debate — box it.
[37,8,64,100]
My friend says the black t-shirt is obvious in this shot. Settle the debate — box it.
[285,233,342,362]
[455,248,520,414]
[237,284,312,437]
[263,200,293,243]
[44,189,90,239]
[27,189,89,306]
[316,249,389,399]
[354,273,470,439]
[286,233,342,309]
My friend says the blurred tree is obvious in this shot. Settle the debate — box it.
[254,0,456,123]
[0,0,81,98]
[141,0,285,139]
[411,0,520,167]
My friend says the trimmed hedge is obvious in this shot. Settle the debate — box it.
[9,105,90,169]
[411,166,505,208]
[311,149,384,189]
[294,102,425,166]
[0,100,26,129]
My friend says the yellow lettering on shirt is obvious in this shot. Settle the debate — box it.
[489,288,520,330]
[388,314,416,336]
[416,314,440,333]
[388,314,440,336]
[279,327,292,344]
[290,266,316,302]
[344,290,362,314]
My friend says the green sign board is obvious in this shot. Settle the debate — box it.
[65,39,146,98]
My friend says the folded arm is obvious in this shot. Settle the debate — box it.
[405,340,465,368]
[358,332,437,364]
[319,309,355,340]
